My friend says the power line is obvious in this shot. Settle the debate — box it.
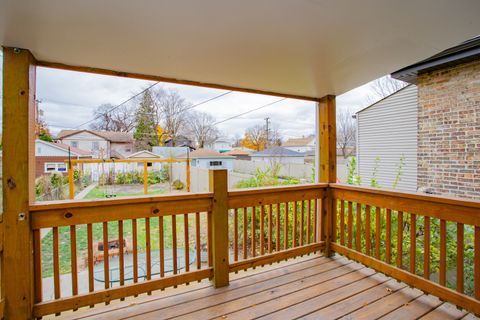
[213,98,287,126]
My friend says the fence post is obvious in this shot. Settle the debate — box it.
[209,169,229,287]
[316,95,336,257]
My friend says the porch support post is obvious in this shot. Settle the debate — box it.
[2,47,37,318]
[209,169,229,287]
[315,95,336,257]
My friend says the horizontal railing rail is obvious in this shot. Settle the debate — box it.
[330,183,480,315]
[227,184,327,271]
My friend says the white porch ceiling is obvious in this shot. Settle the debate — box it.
[1,0,479,99]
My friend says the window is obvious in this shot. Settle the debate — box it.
[71,141,78,148]
[209,161,222,166]
[92,141,99,150]
[44,162,68,173]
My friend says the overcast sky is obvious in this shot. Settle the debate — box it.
[34,66,376,140]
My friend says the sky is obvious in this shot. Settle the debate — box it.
[34,66,376,140]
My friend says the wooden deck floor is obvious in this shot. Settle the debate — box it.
[56,255,478,320]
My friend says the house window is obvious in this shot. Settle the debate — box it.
[71,141,78,148]
[209,161,222,166]
[44,163,68,173]
[92,141,99,150]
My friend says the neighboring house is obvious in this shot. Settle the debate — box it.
[187,149,234,171]
[251,146,304,164]
[224,148,253,161]
[126,150,163,171]
[356,85,418,192]
[206,138,231,153]
[152,146,190,159]
[56,130,134,159]
[35,139,92,177]
[282,136,315,153]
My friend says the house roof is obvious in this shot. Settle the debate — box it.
[282,136,314,147]
[392,36,480,84]
[57,130,134,143]
[127,150,162,159]
[224,149,251,156]
[2,1,479,99]
[189,149,234,159]
[36,139,92,157]
[252,146,304,157]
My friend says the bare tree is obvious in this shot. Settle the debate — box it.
[367,76,408,104]
[186,111,220,148]
[154,89,191,146]
[337,108,356,159]
[241,124,267,151]
[268,124,283,146]
[90,103,135,132]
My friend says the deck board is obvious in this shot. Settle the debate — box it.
[50,254,479,320]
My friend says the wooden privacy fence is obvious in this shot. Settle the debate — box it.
[330,183,480,315]
[28,171,327,318]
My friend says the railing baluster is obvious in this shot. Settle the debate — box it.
[456,223,464,293]
[195,213,200,270]
[243,208,247,259]
[172,215,178,275]
[70,225,78,300]
[132,219,138,283]
[293,201,297,247]
[53,227,61,314]
[87,223,94,297]
[396,211,403,269]
[102,222,109,292]
[365,205,371,255]
[439,219,446,286]
[347,202,353,248]
[118,221,124,288]
[207,211,213,267]
[332,199,337,244]
[233,209,238,262]
[340,200,345,246]
[307,200,312,244]
[159,216,165,276]
[386,209,391,264]
[276,204,280,252]
[184,213,190,273]
[260,205,265,256]
[268,204,273,253]
[375,207,380,259]
[356,203,361,252]
[33,229,42,303]
[410,214,416,274]
[252,207,256,257]
[424,216,430,279]
[314,199,318,242]
[475,226,480,299]
[284,202,289,250]
[146,217,152,286]
[300,200,305,246]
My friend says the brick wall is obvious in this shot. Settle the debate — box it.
[36,156,69,177]
[417,59,480,200]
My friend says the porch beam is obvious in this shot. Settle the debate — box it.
[2,47,37,318]
[315,95,336,256]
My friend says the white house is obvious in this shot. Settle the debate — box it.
[206,138,231,153]
[356,85,418,192]
[282,136,315,153]
[56,129,134,159]
[188,149,234,171]
[251,146,305,164]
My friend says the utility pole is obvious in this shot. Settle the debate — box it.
[264,117,270,148]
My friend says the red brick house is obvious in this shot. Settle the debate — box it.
[35,139,92,177]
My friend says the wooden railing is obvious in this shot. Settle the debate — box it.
[330,184,480,315]
[29,193,214,318]
[28,171,327,318]
[227,184,327,272]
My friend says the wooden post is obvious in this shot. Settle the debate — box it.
[186,159,191,192]
[209,169,229,287]
[68,165,75,199]
[143,161,148,195]
[2,47,36,318]
[315,95,336,256]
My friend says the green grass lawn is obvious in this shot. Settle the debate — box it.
[84,186,166,199]
[40,185,197,278]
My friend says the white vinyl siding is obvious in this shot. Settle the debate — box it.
[357,85,418,192]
